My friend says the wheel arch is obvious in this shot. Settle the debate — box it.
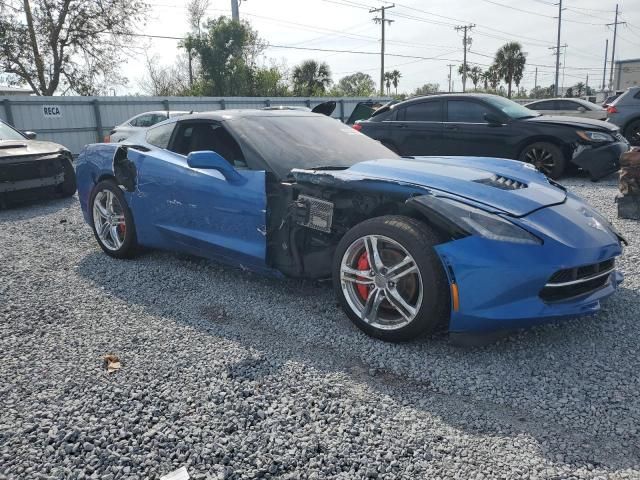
[515,135,570,160]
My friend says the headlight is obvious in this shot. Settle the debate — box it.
[576,130,614,143]
[431,197,542,245]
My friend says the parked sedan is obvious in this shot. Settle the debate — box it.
[355,94,629,179]
[76,110,624,343]
[525,98,606,121]
[0,119,76,205]
[606,87,640,146]
[106,110,189,143]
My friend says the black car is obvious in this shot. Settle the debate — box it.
[0,119,76,205]
[354,94,629,179]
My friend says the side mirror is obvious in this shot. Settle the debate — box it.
[484,113,504,125]
[23,131,37,140]
[577,106,587,113]
[187,150,245,184]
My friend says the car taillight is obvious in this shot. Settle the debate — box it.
[352,123,363,131]
[607,106,618,114]
[104,135,110,143]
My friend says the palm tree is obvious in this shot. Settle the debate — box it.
[493,42,526,98]
[487,65,500,91]
[391,69,402,95]
[292,60,332,96]
[384,71,393,95]
[469,67,482,91]
[480,70,491,90]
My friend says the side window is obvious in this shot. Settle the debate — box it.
[529,100,554,110]
[556,100,581,111]
[402,101,442,122]
[150,113,168,125]
[169,122,247,168]
[447,100,492,123]
[131,114,155,127]
[146,122,175,149]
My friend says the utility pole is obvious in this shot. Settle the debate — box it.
[549,43,567,95]
[455,24,474,92]
[231,0,240,21]
[607,4,625,92]
[371,4,395,96]
[585,74,589,96]
[553,0,564,97]
[602,39,608,91]
[447,64,454,92]
[534,67,538,91]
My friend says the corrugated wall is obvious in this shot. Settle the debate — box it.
[0,96,390,155]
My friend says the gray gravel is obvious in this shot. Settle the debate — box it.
[1,174,640,479]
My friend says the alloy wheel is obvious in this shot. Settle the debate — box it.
[524,147,555,176]
[92,189,126,251]
[340,234,423,331]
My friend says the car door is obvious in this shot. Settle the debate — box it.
[389,100,444,155]
[441,99,512,157]
[132,119,268,270]
[527,100,556,116]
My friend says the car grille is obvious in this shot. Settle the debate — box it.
[0,155,64,183]
[540,259,616,302]
[473,174,527,190]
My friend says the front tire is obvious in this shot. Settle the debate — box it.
[89,180,138,258]
[333,216,450,342]
[519,141,566,179]
[58,158,77,197]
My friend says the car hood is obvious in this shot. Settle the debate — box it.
[0,139,65,159]
[293,156,567,217]
[521,114,617,131]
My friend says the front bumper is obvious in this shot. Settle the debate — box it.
[0,155,66,193]
[435,200,624,334]
[571,139,629,179]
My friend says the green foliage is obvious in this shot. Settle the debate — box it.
[383,71,393,95]
[390,70,402,94]
[469,66,482,91]
[493,42,526,98]
[413,83,440,96]
[291,60,332,96]
[333,72,376,97]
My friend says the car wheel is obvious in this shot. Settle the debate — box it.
[58,158,77,197]
[624,119,640,146]
[333,215,450,342]
[519,142,566,179]
[89,179,138,258]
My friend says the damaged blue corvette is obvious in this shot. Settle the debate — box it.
[76,110,625,342]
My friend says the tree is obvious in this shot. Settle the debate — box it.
[253,65,290,96]
[291,60,332,96]
[573,82,586,97]
[187,0,210,35]
[139,55,190,96]
[188,17,266,96]
[413,83,440,96]
[493,42,526,98]
[383,71,393,95]
[335,72,376,96]
[480,70,491,90]
[486,65,500,91]
[0,0,148,95]
[565,87,574,98]
[469,66,482,91]
[391,69,402,95]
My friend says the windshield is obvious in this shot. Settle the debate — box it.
[230,114,399,178]
[483,95,540,119]
[0,121,26,141]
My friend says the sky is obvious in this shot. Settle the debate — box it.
[123,0,640,95]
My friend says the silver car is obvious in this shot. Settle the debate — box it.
[107,111,189,143]
[606,87,640,146]
[525,98,607,121]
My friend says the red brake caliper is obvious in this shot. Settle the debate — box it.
[356,251,370,300]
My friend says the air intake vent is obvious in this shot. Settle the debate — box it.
[294,195,334,233]
[474,174,527,190]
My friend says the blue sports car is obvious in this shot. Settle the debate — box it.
[75,110,625,342]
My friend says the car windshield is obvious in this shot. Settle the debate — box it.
[483,96,540,119]
[0,121,26,141]
[230,114,399,178]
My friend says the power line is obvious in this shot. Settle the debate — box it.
[454,24,475,92]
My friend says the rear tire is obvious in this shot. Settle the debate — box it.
[58,158,77,197]
[624,119,640,146]
[89,179,138,259]
[519,141,566,179]
[332,215,450,342]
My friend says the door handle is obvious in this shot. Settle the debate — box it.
[396,124,408,129]
[444,124,459,131]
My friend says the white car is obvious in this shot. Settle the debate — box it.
[525,98,606,121]
[106,111,190,143]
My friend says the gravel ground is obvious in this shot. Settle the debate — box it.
[1,175,639,480]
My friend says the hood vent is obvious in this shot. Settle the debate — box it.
[474,174,527,191]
